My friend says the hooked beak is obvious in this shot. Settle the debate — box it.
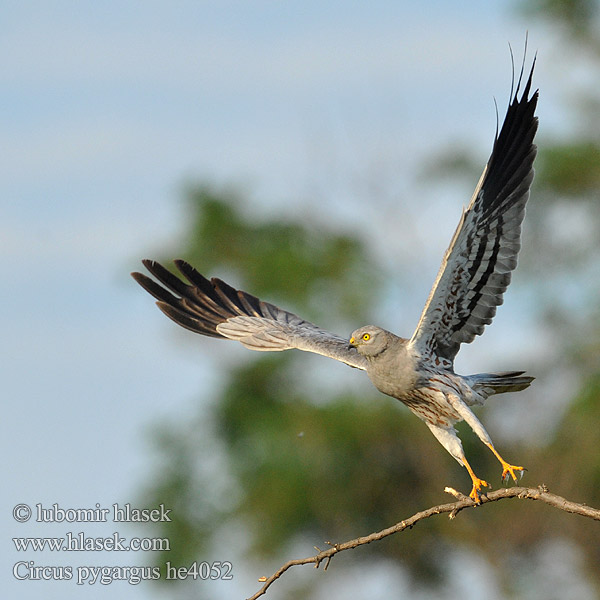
[348,336,357,350]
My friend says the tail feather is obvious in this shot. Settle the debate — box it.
[471,370,534,397]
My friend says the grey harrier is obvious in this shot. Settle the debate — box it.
[132,57,538,502]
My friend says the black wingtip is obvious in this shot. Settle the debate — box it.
[131,259,154,282]
[131,270,149,291]
[513,38,537,103]
[173,258,191,270]
[155,301,223,338]
[523,52,537,100]
[132,258,266,338]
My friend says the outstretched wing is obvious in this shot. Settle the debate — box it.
[409,59,539,363]
[132,259,367,370]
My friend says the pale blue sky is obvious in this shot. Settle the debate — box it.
[2,3,567,599]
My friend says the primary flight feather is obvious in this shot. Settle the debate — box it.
[132,55,538,502]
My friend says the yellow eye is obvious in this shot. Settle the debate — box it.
[362,333,370,341]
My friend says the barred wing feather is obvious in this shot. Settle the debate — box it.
[410,60,539,362]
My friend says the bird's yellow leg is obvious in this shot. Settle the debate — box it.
[462,457,489,503]
[485,443,525,483]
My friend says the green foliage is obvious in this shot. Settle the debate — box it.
[536,141,600,196]
[140,425,214,575]
[544,372,600,496]
[217,356,426,552]
[520,0,599,38]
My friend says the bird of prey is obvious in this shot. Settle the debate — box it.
[132,57,538,503]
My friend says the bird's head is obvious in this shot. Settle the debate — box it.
[349,326,390,357]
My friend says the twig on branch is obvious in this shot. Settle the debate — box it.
[247,485,600,600]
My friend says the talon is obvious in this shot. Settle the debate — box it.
[462,457,489,503]
[500,463,526,484]
[485,443,526,486]
[469,476,490,503]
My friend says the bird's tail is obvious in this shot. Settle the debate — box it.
[471,371,534,397]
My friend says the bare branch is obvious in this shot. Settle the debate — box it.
[247,485,600,600]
